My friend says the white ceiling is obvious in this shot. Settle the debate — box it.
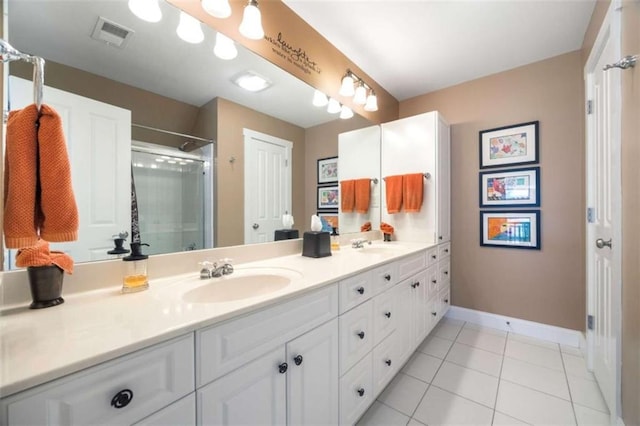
[283,0,597,101]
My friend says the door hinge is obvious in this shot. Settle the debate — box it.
[587,207,595,223]
[587,100,593,115]
[587,315,594,330]
[285,159,289,167]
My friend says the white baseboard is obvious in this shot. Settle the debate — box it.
[445,305,584,347]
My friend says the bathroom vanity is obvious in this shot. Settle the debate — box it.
[0,240,450,425]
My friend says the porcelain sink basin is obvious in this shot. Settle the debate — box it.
[182,267,302,304]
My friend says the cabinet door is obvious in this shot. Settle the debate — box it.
[393,280,414,366]
[436,114,451,243]
[287,319,339,426]
[198,347,286,426]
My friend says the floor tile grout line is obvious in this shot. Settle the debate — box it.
[491,330,510,425]
[448,338,507,357]
[573,400,612,415]
[429,383,498,411]
[559,349,579,426]
[502,353,568,374]
[499,376,573,403]
[372,399,415,421]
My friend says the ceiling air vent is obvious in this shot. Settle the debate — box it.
[91,17,134,49]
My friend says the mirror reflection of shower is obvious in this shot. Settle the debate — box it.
[131,140,215,255]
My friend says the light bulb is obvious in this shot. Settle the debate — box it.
[364,91,378,112]
[202,0,231,18]
[128,0,162,23]
[239,0,265,40]
[327,98,341,114]
[340,105,354,119]
[312,90,329,107]
[214,32,237,60]
[339,74,355,97]
[353,84,367,105]
[176,11,204,44]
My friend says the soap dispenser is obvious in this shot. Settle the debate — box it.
[330,227,340,251]
[121,242,150,293]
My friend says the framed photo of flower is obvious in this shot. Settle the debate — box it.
[317,156,338,184]
[479,121,539,169]
[480,210,541,249]
[479,167,540,207]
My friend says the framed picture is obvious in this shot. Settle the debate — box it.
[479,167,540,207]
[479,121,539,169]
[480,210,540,250]
[317,211,339,229]
[317,185,339,209]
[317,156,338,184]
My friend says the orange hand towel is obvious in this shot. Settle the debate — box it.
[4,105,40,248]
[361,221,372,232]
[384,175,403,214]
[403,173,424,213]
[37,104,79,242]
[15,239,74,274]
[354,178,371,214]
[340,180,355,213]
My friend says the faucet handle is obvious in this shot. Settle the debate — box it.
[219,258,234,275]
[198,261,214,279]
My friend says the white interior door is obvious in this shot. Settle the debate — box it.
[585,1,622,417]
[244,129,292,245]
[8,76,131,266]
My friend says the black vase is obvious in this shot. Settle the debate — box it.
[27,265,65,309]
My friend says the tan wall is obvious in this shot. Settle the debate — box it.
[215,98,305,247]
[303,115,372,227]
[620,1,640,424]
[401,52,585,331]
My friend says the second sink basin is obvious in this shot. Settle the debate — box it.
[182,267,302,304]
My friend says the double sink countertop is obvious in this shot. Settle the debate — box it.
[0,240,432,398]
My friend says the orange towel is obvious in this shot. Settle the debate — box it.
[15,239,74,274]
[361,221,372,232]
[380,222,395,235]
[354,178,371,214]
[403,173,424,213]
[340,180,355,213]
[4,104,79,248]
[384,175,403,214]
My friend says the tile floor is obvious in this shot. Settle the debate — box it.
[357,318,611,426]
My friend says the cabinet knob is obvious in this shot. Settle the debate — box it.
[431,255,437,259]
[385,311,391,318]
[411,281,420,288]
[431,312,437,316]
[357,331,365,339]
[439,236,443,240]
[278,362,288,374]
[431,279,437,284]
[384,274,391,281]
[356,286,365,295]
[385,359,392,366]
[357,388,365,397]
[444,299,449,303]
[445,249,449,253]
[111,389,133,409]
[444,271,449,275]
[294,355,303,366]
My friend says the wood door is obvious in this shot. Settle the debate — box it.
[243,129,292,245]
[585,1,622,416]
[8,76,131,266]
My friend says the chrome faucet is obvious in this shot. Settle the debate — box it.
[351,238,372,249]
[199,259,234,279]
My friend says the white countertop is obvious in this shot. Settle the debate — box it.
[0,241,432,398]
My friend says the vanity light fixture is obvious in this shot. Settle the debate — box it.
[214,32,237,60]
[239,0,265,40]
[364,90,378,112]
[201,0,231,19]
[312,90,329,107]
[339,69,378,112]
[232,70,271,92]
[128,0,162,23]
[353,82,367,105]
[176,11,204,44]
[340,105,354,119]
[339,72,355,97]
[327,98,341,114]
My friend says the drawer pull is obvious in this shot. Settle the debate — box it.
[385,359,392,366]
[444,271,449,275]
[111,389,133,409]
[431,255,437,259]
[384,312,391,318]
[439,236,443,240]
[294,355,303,366]
[278,362,288,374]
[431,279,437,284]
[431,312,437,316]
[356,286,365,295]
[445,249,449,253]
[357,388,365,397]
[444,299,449,303]
[411,281,420,288]
[357,331,365,339]
[384,274,391,281]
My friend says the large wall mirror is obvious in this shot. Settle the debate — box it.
[3,0,378,270]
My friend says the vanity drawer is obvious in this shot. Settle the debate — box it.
[197,284,338,386]
[426,247,439,267]
[2,334,195,426]
[339,300,373,376]
[339,352,373,426]
[397,252,427,282]
[370,262,399,296]
[439,285,451,319]
[372,333,400,395]
[339,271,372,314]
[372,289,397,346]
[438,259,450,290]
[134,393,196,426]
[426,265,439,300]
[438,242,451,260]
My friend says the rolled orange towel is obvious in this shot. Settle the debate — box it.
[380,222,395,235]
[354,178,371,214]
[4,105,40,248]
[384,175,403,214]
[37,104,79,242]
[340,180,355,213]
[403,173,424,213]
[15,239,74,274]
[361,221,372,232]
